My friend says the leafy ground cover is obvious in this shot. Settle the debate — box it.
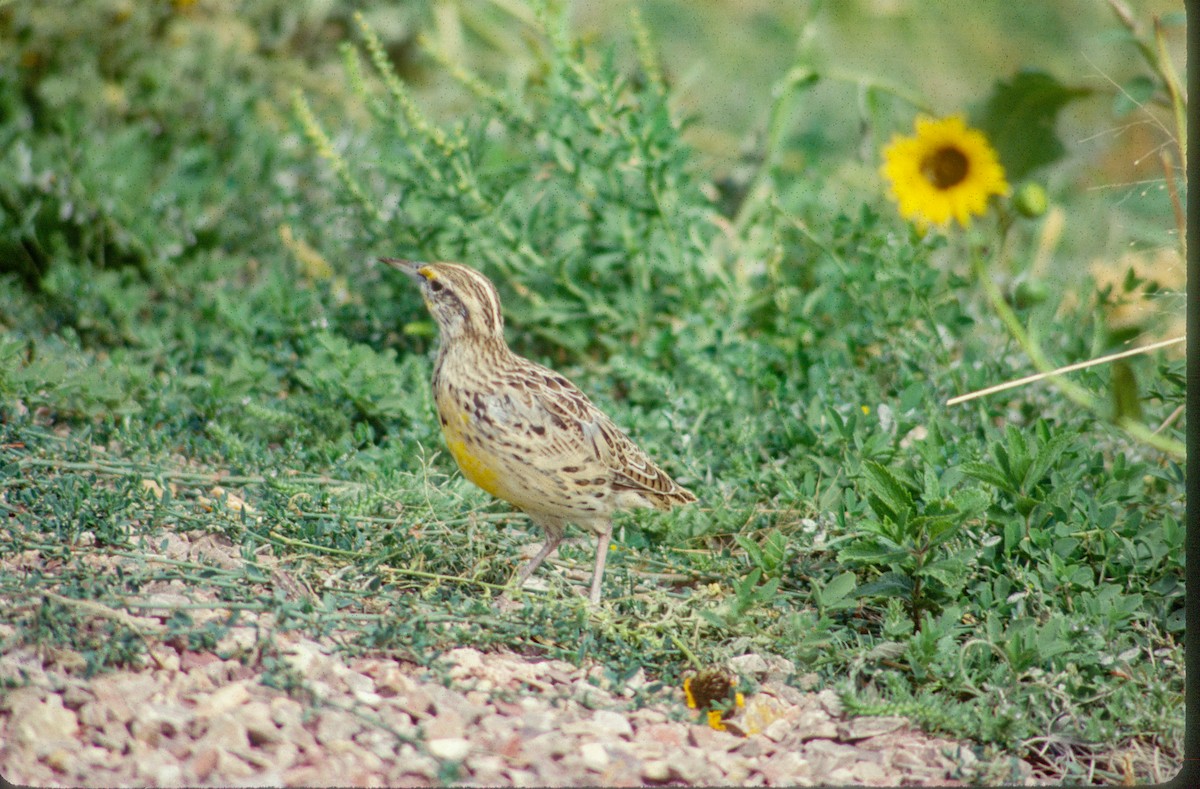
[0,1,1185,783]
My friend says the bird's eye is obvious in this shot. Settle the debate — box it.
[428,279,444,293]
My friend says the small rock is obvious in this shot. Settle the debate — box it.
[736,737,768,758]
[90,674,155,723]
[180,650,223,672]
[858,760,894,783]
[591,709,633,738]
[815,689,843,717]
[525,731,570,760]
[315,709,363,745]
[270,740,302,772]
[199,712,250,752]
[11,694,78,747]
[375,703,418,736]
[794,706,839,741]
[426,685,483,722]
[706,749,754,783]
[427,737,471,761]
[838,715,906,741]
[240,700,281,745]
[199,680,251,717]
[78,701,111,729]
[629,707,669,726]
[394,743,441,779]
[151,761,183,785]
[761,679,809,706]
[729,653,769,677]
[42,746,74,773]
[341,669,377,696]
[758,751,812,786]
[190,746,219,782]
[421,707,465,740]
[284,638,333,676]
[506,768,538,785]
[465,688,491,705]
[641,759,672,782]
[579,742,609,771]
[572,684,616,709]
[270,696,304,728]
[468,754,507,785]
[215,625,258,654]
[395,685,435,718]
[445,647,484,677]
[132,702,193,745]
[215,749,256,779]
[688,722,742,753]
[641,721,689,748]
[370,662,415,696]
[60,682,94,710]
[92,720,132,752]
[762,718,792,743]
[201,658,237,684]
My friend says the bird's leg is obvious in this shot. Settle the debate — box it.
[588,526,613,606]
[503,519,565,602]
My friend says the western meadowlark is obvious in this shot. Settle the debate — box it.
[383,258,696,605]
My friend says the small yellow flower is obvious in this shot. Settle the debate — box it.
[881,115,1009,228]
[684,670,745,732]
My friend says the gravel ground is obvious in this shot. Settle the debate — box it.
[0,528,1041,786]
[0,632,1039,786]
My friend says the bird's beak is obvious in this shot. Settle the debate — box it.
[380,257,425,283]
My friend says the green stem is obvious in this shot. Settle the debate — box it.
[670,634,704,670]
[971,254,1184,458]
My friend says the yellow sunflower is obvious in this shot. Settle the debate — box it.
[881,115,1009,228]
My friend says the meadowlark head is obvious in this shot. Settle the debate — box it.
[382,258,504,342]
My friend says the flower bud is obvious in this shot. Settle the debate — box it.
[1012,277,1050,309]
[1012,182,1048,219]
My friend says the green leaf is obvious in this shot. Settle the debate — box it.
[918,556,968,588]
[973,70,1091,181]
[1021,431,1075,491]
[948,487,992,518]
[838,539,910,566]
[761,528,788,572]
[1110,359,1143,423]
[734,533,765,571]
[818,571,858,608]
[960,461,1013,492]
[860,461,914,520]
[856,572,914,600]
[1003,425,1031,483]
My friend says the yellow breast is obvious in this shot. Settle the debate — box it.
[438,401,506,499]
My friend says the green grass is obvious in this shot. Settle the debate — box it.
[0,1,1184,784]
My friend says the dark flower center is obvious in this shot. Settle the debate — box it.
[921,146,969,189]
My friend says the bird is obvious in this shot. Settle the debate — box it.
[383,258,696,605]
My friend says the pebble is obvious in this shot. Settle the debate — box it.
[241,700,281,745]
[199,679,251,716]
[315,709,363,745]
[591,709,633,739]
[579,742,609,771]
[11,694,78,747]
[0,643,1021,787]
[729,653,769,677]
[641,759,672,782]
[427,737,471,762]
[199,712,250,752]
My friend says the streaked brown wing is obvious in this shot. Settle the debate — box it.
[512,360,695,508]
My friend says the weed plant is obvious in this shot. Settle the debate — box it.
[0,1,1184,783]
